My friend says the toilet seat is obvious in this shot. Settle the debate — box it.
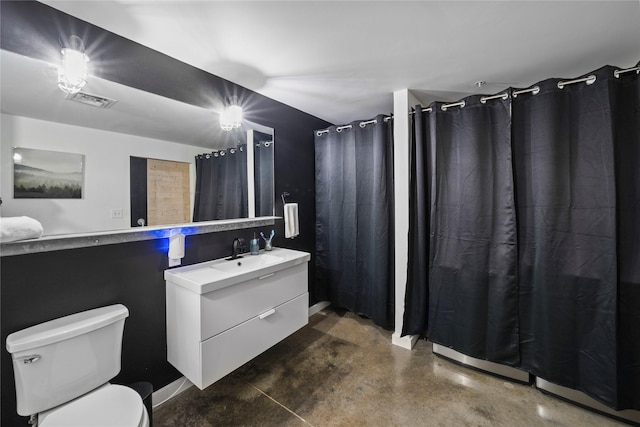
[38,384,148,427]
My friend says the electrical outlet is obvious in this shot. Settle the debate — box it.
[111,209,123,219]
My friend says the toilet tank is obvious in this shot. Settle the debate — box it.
[6,304,129,416]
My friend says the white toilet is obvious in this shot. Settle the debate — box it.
[6,304,149,427]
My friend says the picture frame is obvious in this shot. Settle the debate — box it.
[13,147,85,199]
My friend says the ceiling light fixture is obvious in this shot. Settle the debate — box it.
[57,36,89,94]
[220,97,243,131]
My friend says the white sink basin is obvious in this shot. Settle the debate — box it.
[164,247,311,294]
[210,254,284,273]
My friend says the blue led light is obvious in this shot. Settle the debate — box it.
[146,227,195,254]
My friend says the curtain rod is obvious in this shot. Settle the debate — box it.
[316,116,392,136]
[514,66,636,95]
[410,101,466,114]
[441,101,465,111]
[557,75,596,89]
[512,86,540,97]
[410,93,507,114]
[342,66,637,125]
[481,92,509,103]
[614,65,640,77]
[197,145,244,158]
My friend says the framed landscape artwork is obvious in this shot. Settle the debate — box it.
[13,147,84,199]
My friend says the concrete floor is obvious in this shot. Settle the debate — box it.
[154,307,628,427]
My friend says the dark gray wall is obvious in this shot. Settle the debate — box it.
[1,2,331,425]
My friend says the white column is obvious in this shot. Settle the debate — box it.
[392,89,419,350]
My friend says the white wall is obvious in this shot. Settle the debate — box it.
[1,114,206,235]
[392,89,420,350]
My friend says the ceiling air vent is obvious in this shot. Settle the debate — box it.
[65,91,117,109]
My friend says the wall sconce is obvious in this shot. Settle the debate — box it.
[58,36,89,94]
[220,97,243,131]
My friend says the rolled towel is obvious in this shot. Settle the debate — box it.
[284,203,299,239]
[0,216,44,243]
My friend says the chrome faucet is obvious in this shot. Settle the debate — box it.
[228,237,246,260]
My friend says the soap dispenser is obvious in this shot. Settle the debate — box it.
[250,233,259,255]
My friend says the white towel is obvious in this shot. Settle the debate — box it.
[0,216,44,243]
[284,203,299,239]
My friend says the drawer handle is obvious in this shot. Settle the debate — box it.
[258,273,275,280]
[259,309,276,319]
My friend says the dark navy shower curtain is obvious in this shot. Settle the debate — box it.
[403,96,520,365]
[513,65,640,410]
[612,67,640,410]
[315,115,394,329]
[401,108,434,336]
[403,63,639,411]
[193,147,248,221]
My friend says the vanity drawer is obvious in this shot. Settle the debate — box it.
[199,263,307,340]
[199,292,309,389]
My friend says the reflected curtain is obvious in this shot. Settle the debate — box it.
[193,146,248,221]
[513,65,640,410]
[254,141,274,217]
[315,115,394,329]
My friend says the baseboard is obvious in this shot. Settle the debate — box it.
[536,377,640,425]
[152,376,193,409]
[392,332,419,350]
[308,301,331,317]
[433,343,530,383]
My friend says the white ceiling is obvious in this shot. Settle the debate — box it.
[34,0,640,125]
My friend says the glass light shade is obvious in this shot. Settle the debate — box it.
[220,104,243,131]
[58,48,89,94]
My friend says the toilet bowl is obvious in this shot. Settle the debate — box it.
[6,304,150,427]
[38,384,149,427]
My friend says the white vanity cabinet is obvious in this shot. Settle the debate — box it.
[164,247,310,389]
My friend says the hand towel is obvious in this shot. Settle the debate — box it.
[284,203,299,239]
[1,216,44,243]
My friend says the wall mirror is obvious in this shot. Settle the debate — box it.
[0,49,275,236]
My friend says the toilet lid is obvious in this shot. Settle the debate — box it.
[39,384,145,427]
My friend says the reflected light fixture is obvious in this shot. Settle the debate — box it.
[58,36,89,94]
[220,97,243,131]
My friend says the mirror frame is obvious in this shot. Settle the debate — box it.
[1,51,277,239]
